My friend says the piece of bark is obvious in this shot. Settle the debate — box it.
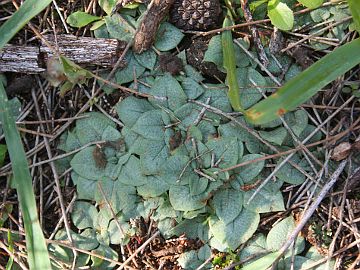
[133,0,174,54]
[0,35,126,73]
[0,45,44,73]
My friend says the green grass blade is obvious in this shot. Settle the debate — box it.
[5,231,14,270]
[348,0,360,33]
[245,37,360,124]
[222,14,244,113]
[0,0,52,49]
[0,83,52,270]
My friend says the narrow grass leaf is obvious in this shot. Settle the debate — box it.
[222,13,244,112]
[0,0,52,49]
[245,38,360,124]
[348,0,360,33]
[5,230,14,270]
[0,82,52,270]
[0,144,7,166]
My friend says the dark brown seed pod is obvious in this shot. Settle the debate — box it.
[158,53,184,75]
[92,144,107,169]
[169,0,222,31]
[186,36,226,80]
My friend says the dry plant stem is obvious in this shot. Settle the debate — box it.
[191,99,360,187]
[303,237,360,270]
[116,231,161,270]
[196,18,271,37]
[16,115,88,124]
[31,89,77,266]
[195,255,214,270]
[349,253,360,270]
[285,31,339,46]
[51,0,69,33]
[91,73,152,98]
[105,35,133,82]
[133,0,174,53]
[270,160,347,270]
[82,86,124,126]
[294,159,329,206]
[16,127,53,138]
[191,99,317,183]
[28,141,105,173]
[319,204,360,238]
[0,241,28,270]
[220,116,360,173]
[235,38,327,136]
[281,16,352,52]
[193,97,210,125]
[249,77,322,170]
[240,0,269,66]
[247,96,355,205]
[326,164,351,269]
[48,195,77,240]
[223,251,271,270]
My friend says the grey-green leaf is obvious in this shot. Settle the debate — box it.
[149,73,187,110]
[236,154,265,183]
[131,110,165,140]
[212,188,243,224]
[75,112,115,145]
[155,22,184,51]
[243,188,285,213]
[115,96,154,128]
[105,14,134,42]
[169,185,206,211]
[206,137,241,169]
[71,201,98,229]
[118,155,148,186]
[209,209,260,250]
[266,216,305,255]
[115,51,145,84]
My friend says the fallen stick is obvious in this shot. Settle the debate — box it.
[0,34,127,73]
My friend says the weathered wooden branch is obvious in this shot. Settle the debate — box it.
[133,0,174,53]
[0,35,127,73]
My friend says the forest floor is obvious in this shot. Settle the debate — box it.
[0,0,360,269]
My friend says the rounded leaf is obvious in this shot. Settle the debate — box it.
[298,0,323,9]
[268,1,294,31]
[212,188,243,224]
[266,216,305,254]
[209,209,260,250]
[155,22,184,51]
[71,201,98,230]
[66,11,101,28]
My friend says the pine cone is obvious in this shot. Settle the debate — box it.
[169,0,221,31]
